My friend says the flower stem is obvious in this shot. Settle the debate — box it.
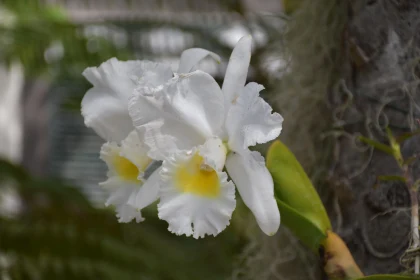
[321,231,364,279]
[407,169,420,274]
[403,165,420,274]
[410,188,419,274]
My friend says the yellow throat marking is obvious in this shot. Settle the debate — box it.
[175,153,220,197]
[113,155,141,182]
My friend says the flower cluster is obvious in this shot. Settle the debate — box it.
[81,36,284,238]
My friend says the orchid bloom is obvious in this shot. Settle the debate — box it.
[81,50,220,222]
[99,130,158,222]
[81,49,220,142]
[128,36,283,238]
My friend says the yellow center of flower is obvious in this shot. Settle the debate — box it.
[113,155,141,182]
[175,153,220,197]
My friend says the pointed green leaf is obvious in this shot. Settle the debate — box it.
[404,155,419,166]
[358,136,394,156]
[276,199,327,251]
[266,141,331,249]
[396,129,420,144]
[386,128,404,166]
[414,179,420,190]
[355,275,419,280]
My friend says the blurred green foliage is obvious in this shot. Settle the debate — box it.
[355,276,419,280]
[0,0,132,77]
[0,158,246,280]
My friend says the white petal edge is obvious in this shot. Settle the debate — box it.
[225,82,284,151]
[83,58,172,100]
[127,167,161,210]
[100,141,123,177]
[225,150,280,236]
[120,130,152,178]
[82,88,133,142]
[129,71,225,159]
[177,48,221,73]
[198,137,227,171]
[101,179,136,206]
[100,178,144,223]
[158,147,236,238]
[138,119,184,161]
[116,204,145,223]
[221,35,252,107]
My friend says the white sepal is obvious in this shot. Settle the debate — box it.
[226,150,280,236]
[222,35,252,108]
[178,48,221,73]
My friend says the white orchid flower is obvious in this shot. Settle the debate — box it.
[82,50,220,222]
[99,130,161,222]
[81,50,220,142]
[159,138,236,238]
[128,35,283,237]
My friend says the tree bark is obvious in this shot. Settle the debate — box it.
[330,0,420,275]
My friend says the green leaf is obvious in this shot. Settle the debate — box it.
[377,175,406,183]
[358,136,394,156]
[276,199,327,251]
[414,179,420,190]
[266,141,331,250]
[386,128,404,166]
[43,6,69,22]
[404,155,419,166]
[355,275,419,280]
[396,129,420,144]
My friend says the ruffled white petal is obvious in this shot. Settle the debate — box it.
[127,167,161,210]
[225,150,280,236]
[222,35,252,107]
[129,71,225,159]
[82,58,172,141]
[177,48,221,73]
[83,58,172,99]
[100,178,144,223]
[101,179,136,206]
[158,144,235,238]
[138,117,199,161]
[116,204,145,223]
[225,82,284,151]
